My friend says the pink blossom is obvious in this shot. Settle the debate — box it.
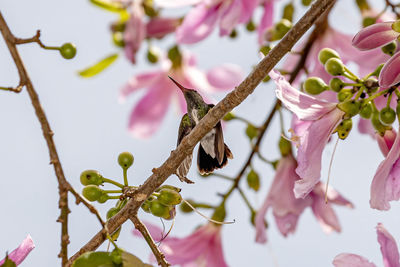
[257,0,275,45]
[271,70,345,197]
[124,2,146,64]
[333,223,400,267]
[133,222,228,267]
[176,0,258,44]
[120,51,242,138]
[146,17,181,39]
[377,129,397,156]
[370,127,400,210]
[255,154,352,243]
[0,235,35,266]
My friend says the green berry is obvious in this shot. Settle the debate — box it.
[329,78,344,92]
[337,100,361,117]
[246,169,260,192]
[283,3,294,22]
[82,185,103,202]
[303,77,328,95]
[336,119,353,140]
[379,107,396,126]
[150,201,170,218]
[381,41,397,56]
[273,19,292,40]
[279,136,292,157]
[246,20,256,32]
[118,152,134,169]
[60,43,76,59]
[372,110,389,135]
[157,189,182,206]
[318,48,340,65]
[301,0,312,6]
[360,102,373,119]
[337,89,353,102]
[97,193,109,203]
[80,170,104,186]
[325,58,345,76]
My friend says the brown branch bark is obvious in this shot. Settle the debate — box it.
[131,216,170,267]
[0,11,106,266]
[67,0,336,264]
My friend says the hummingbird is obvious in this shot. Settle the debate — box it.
[169,76,233,183]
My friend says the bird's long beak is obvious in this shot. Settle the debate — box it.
[168,76,188,92]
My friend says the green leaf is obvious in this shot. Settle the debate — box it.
[72,251,121,267]
[121,252,152,267]
[78,54,119,78]
[89,0,125,13]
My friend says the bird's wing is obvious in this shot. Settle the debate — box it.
[176,114,195,183]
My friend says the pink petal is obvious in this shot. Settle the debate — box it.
[146,17,180,39]
[128,77,173,138]
[379,51,400,88]
[352,21,398,50]
[219,0,241,36]
[154,0,202,8]
[255,195,270,243]
[270,70,337,121]
[206,64,243,91]
[119,71,162,102]
[358,118,376,139]
[377,129,397,157]
[239,0,258,23]
[370,129,400,210]
[257,0,274,45]
[311,189,341,233]
[0,235,35,266]
[176,3,219,44]
[124,3,146,64]
[333,253,376,267]
[274,213,300,237]
[294,108,344,198]
[376,223,400,267]
[201,231,228,267]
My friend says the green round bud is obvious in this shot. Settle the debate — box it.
[141,200,151,213]
[301,0,312,6]
[97,193,109,203]
[80,170,104,186]
[110,249,123,265]
[223,112,235,121]
[372,64,384,77]
[362,17,376,27]
[107,207,119,220]
[246,124,258,140]
[168,45,182,68]
[157,189,182,206]
[259,45,272,56]
[325,58,345,76]
[360,102,373,119]
[273,19,292,40]
[329,78,344,92]
[149,201,170,218]
[337,89,353,102]
[283,3,294,22]
[229,29,238,38]
[82,185,103,202]
[246,20,256,32]
[60,43,77,59]
[180,200,195,213]
[392,20,400,33]
[118,152,134,169]
[279,136,292,156]
[303,77,328,95]
[211,204,226,223]
[246,169,260,191]
[147,49,158,64]
[381,41,397,56]
[379,107,396,126]
[318,48,340,65]
[156,185,181,192]
[336,119,353,140]
[372,110,389,135]
[112,32,124,47]
[337,100,361,117]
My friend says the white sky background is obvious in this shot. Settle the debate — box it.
[0,0,398,266]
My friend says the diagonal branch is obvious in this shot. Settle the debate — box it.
[66,0,336,265]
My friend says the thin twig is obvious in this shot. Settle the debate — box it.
[130,216,170,267]
[66,0,336,264]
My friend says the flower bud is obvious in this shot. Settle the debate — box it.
[223,112,235,121]
[337,89,353,102]
[141,201,151,213]
[381,41,397,56]
[329,78,344,92]
[149,201,170,218]
[283,3,294,22]
[97,193,109,203]
[146,49,158,64]
[325,58,345,76]
[118,152,134,170]
[246,124,258,140]
[337,100,361,117]
[247,169,260,191]
[372,110,389,135]
[360,102,373,119]
[362,17,376,27]
[60,43,77,59]
[211,204,226,223]
[246,20,256,32]
[180,199,195,213]
[168,45,182,68]
[379,107,396,126]
[157,189,182,206]
[229,29,238,38]
[80,170,104,186]
[318,48,340,65]
[303,77,328,95]
[336,119,353,140]
[82,185,103,202]
[301,0,312,6]
[279,136,292,156]
[392,20,400,33]
[271,19,292,40]
[156,185,181,193]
